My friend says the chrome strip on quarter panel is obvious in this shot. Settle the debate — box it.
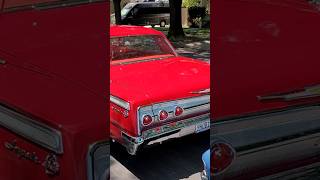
[110,95,130,110]
[212,105,320,151]
[212,105,320,179]
[0,104,63,154]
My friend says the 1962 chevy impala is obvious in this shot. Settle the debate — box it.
[110,25,210,155]
[210,0,320,179]
[0,1,109,180]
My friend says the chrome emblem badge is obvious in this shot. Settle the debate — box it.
[4,140,60,176]
[4,140,41,164]
[42,153,60,176]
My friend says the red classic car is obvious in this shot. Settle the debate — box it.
[0,1,109,180]
[212,0,320,179]
[110,25,210,155]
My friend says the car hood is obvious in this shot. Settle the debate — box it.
[110,56,210,105]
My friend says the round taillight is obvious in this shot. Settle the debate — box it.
[142,115,153,126]
[159,110,168,121]
[211,142,235,176]
[175,106,184,116]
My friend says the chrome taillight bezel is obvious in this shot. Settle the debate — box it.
[87,141,110,180]
[142,114,154,126]
[158,110,169,121]
[211,140,236,176]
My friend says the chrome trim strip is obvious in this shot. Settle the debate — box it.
[110,95,130,110]
[3,0,105,13]
[143,113,210,140]
[258,161,320,180]
[258,84,320,101]
[213,105,320,151]
[0,104,63,154]
[212,105,320,179]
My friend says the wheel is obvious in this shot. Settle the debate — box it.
[160,20,166,27]
[151,24,155,28]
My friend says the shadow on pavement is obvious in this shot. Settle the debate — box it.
[111,131,209,180]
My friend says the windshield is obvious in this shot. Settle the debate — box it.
[121,3,135,17]
[2,0,103,12]
[110,35,176,62]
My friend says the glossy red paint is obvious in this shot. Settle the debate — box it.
[213,0,320,120]
[110,26,210,149]
[110,25,164,37]
[211,0,320,179]
[0,1,108,180]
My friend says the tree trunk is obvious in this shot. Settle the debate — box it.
[113,0,122,25]
[168,0,185,39]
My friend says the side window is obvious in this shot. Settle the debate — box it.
[132,7,139,17]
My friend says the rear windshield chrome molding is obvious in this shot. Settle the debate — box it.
[110,95,130,110]
[0,104,63,154]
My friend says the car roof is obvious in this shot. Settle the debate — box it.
[110,25,164,37]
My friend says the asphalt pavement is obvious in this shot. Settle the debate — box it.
[110,131,209,180]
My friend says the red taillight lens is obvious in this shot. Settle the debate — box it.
[142,115,153,126]
[211,142,235,176]
[159,110,168,121]
[175,106,183,116]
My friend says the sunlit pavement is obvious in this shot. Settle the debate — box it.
[110,131,209,180]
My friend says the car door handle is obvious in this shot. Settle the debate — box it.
[258,85,320,101]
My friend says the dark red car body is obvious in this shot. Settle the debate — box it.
[0,1,109,180]
[212,0,320,179]
[110,25,210,155]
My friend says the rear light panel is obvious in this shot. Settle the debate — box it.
[137,95,210,132]
[211,141,235,176]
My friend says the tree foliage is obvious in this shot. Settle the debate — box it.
[182,0,201,8]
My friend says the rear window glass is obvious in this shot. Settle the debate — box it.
[110,35,175,61]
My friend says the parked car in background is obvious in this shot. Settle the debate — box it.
[110,25,210,155]
[212,0,320,179]
[0,1,109,180]
[120,2,170,27]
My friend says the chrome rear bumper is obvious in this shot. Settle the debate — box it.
[122,113,210,155]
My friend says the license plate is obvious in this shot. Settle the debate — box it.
[195,121,210,133]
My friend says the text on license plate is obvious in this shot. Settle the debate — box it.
[195,121,210,133]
